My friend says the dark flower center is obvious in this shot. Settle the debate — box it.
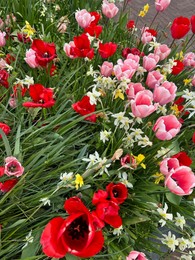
[113,189,119,198]
[8,164,17,172]
[43,52,50,58]
[67,216,88,240]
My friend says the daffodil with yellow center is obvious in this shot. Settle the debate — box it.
[22,21,36,37]
[114,89,124,100]
[75,174,84,190]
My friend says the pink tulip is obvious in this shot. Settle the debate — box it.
[102,0,119,19]
[126,82,145,100]
[100,61,113,77]
[126,250,148,260]
[113,56,139,80]
[146,70,164,89]
[0,58,7,69]
[143,54,159,71]
[131,90,157,118]
[153,115,182,140]
[141,30,154,44]
[63,41,76,59]
[155,0,171,12]
[154,44,171,60]
[4,156,24,178]
[0,31,6,47]
[153,81,177,105]
[165,166,195,196]
[160,158,180,175]
[183,52,195,67]
[75,9,94,28]
[24,49,39,68]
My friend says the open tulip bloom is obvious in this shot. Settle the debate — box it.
[0,1,195,259]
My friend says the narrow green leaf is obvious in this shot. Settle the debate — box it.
[0,128,12,156]
[13,123,21,158]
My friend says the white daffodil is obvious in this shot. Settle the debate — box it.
[162,231,179,251]
[100,129,112,143]
[157,203,173,227]
[174,212,186,230]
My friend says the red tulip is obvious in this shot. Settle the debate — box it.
[23,84,55,108]
[72,95,96,122]
[92,189,108,205]
[0,69,9,88]
[170,16,190,39]
[0,166,5,177]
[171,151,192,167]
[0,179,18,193]
[90,11,101,25]
[31,39,57,67]
[73,34,94,59]
[40,197,104,258]
[98,42,117,59]
[171,60,184,75]
[106,182,128,204]
[0,122,10,138]
[126,20,135,30]
[191,15,195,34]
[84,25,103,38]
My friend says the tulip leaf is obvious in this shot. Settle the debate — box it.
[65,254,78,260]
[166,192,182,205]
[123,215,150,225]
[0,128,12,156]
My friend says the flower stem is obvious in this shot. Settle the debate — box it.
[149,11,159,28]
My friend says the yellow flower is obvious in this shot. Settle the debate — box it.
[153,172,165,184]
[170,104,180,117]
[138,11,145,17]
[134,154,146,169]
[22,21,36,37]
[138,4,149,17]
[143,4,150,13]
[183,78,192,86]
[75,174,84,190]
[175,51,184,61]
[114,89,124,100]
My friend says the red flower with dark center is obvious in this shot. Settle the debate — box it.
[0,122,11,138]
[0,69,9,88]
[106,182,128,205]
[171,151,192,167]
[191,15,195,34]
[171,16,190,39]
[145,29,157,37]
[72,95,96,122]
[171,60,184,75]
[126,20,135,30]
[73,34,94,59]
[0,179,18,193]
[22,84,55,108]
[98,42,117,59]
[31,39,57,67]
[94,200,122,228]
[40,197,104,258]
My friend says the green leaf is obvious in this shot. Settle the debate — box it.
[0,128,12,156]
[123,215,150,225]
[65,254,78,260]
[13,123,21,158]
[166,192,182,205]
[7,219,26,229]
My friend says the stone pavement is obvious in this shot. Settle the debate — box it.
[118,0,195,46]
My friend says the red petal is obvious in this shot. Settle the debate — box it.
[40,217,68,258]
[64,197,89,215]
[104,214,122,228]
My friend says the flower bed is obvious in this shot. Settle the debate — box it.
[0,0,195,259]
